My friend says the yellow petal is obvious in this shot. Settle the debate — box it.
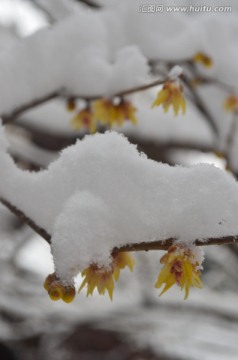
[106,277,114,301]
[159,275,176,296]
[151,89,169,108]
[181,96,186,114]
[113,267,121,281]
[78,277,88,293]
[172,94,180,116]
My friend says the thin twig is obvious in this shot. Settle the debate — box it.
[182,74,219,135]
[191,75,234,93]
[75,0,101,8]
[1,91,60,124]
[116,236,238,252]
[0,197,51,243]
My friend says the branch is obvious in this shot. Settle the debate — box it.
[190,75,235,93]
[115,236,238,252]
[1,78,169,124]
[1,91,60,124]
[182,74,219,135]
[0,197,51,243]
[1,197,238,252]
[74,0,101,8]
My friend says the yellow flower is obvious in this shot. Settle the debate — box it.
[155,245,203,300]
[193,52,213,68]
[70,108,96,133]
[152,81,186,116]
[92,99,138,127]
[119,100,138,125]
[92,99,114,125]
[112,251,135,281]
[79,265,115,300]
[62,286,76,303]
[44,273,76,303]
[79,252,135,300]
[224,95,238,113]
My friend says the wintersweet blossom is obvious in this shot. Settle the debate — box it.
[151,81,186,116]
[92,99,138,127]
[79,252,135,300]
[155,244,203,300]
[119,100,138,125]
[44,273,76,303]
[92,99,115,126]
[193,52,213,68]
[70,108,96,133]
[79,265,115,300]
[224,95,238,112]
[112,251,135,281]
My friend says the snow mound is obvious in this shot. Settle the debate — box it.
[0,124,238,281]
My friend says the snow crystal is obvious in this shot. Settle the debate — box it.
[0,123,238,282]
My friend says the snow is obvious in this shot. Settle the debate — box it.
[0,123,238,283]
[0,3,238,359]
[6,127,58,167]
[0,0,48,36]
[0,0,237,121]
[0,8,149,115]
[169,65,183,80]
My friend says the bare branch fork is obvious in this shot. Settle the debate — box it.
[1,197,238,252]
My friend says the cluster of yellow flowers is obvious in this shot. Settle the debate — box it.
[68,99,138,133]
[79,252,135,300]
[44,245,203,303]
[155,244,203,300]
[44,273,76,303]
[65,51,217,132]
[44,252,135,303]
[152,81,186,116]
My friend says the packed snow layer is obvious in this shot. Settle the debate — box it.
[0,0,238,116]
[0,123,238,281]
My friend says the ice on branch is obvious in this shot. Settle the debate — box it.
[1,123,238,292]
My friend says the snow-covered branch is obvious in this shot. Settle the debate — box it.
[2,196,238,251]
